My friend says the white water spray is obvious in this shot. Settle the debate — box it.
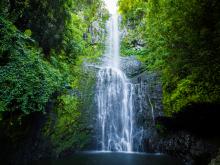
[96,0,134,152]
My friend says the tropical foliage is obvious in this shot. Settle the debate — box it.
[0,0,106,159]
[119,0,220,115]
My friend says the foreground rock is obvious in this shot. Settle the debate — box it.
[209,149,220,165]
[149,103,220,165]
[149,131,218,165]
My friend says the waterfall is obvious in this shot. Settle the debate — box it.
[96,0,134,152]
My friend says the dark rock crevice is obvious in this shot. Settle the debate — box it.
[149,103,220,165]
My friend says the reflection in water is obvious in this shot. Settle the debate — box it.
[33,152,183,165]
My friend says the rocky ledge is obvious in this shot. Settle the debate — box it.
[149,103,220,165]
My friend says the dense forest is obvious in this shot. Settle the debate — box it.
[118,1,220,163]
[0,0,220,164]
[0,0,108,163]
[119,0,220,115]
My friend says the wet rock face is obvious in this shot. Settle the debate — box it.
[119,56,220,165]
[149,132,218,165]
[89,20,106,45]
[120,56,143,77]
[150,103,220,165]
[120,56,163,151]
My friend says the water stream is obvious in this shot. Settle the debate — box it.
[96,0,134,152]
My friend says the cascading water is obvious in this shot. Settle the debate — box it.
[96,0,134,152]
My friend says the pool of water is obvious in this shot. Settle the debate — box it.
[33,151,183,165]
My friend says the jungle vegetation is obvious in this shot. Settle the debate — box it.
[0,0,220,162]
[119,0,220,115]
[0,0,107,159]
